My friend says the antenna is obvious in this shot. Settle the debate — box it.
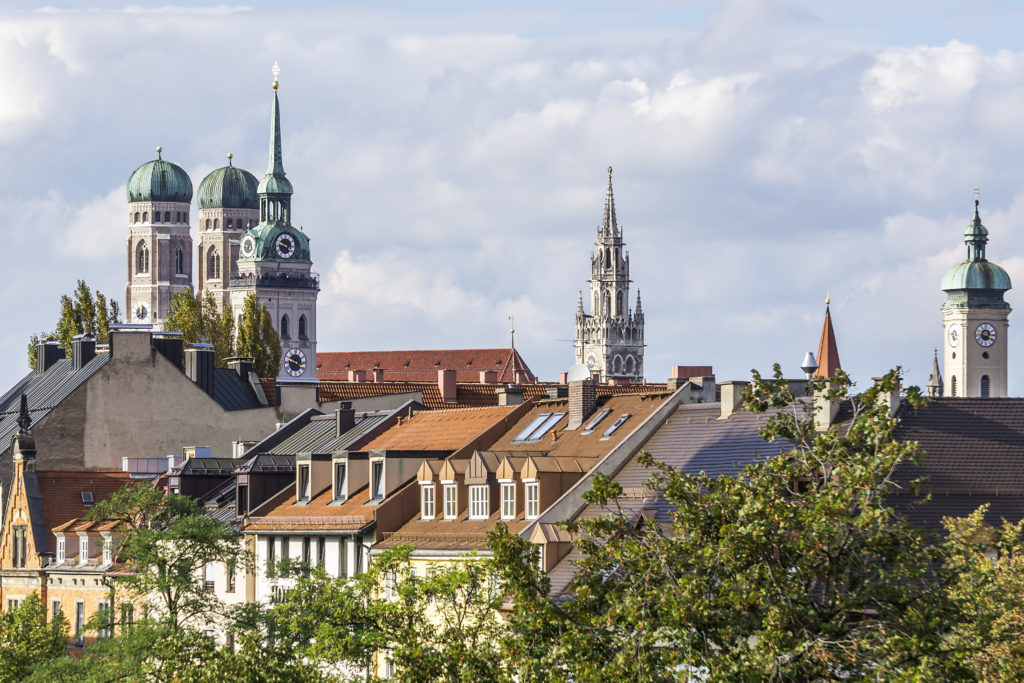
[508,315,515,349]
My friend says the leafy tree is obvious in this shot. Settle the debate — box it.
[164,291,204,346]
[54,294,79,353]
[30,281,119,368]
[73,279,97,337]
[0,593,69,682]
[164,290,237,368]
[236,292,281,377]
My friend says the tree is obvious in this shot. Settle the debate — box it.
[0,593,69,682]
[488,368,954,681]
[163,291,236,368]
[54,294,80,353]
[73,279,97,338]
[164,291,204,347]
[30,281,119,368]
[236,292,281,377]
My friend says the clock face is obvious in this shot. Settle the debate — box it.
[284,348,306,376]
[975,322,997,347]
[275,233,297,259]
[948,327,960,348]
[135,304,148,321]
[240,234,256,258]
[585,354,597,370]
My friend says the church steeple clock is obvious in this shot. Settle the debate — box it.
[940,193,1012,398]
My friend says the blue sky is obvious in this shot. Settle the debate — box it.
[2,1,1024,395]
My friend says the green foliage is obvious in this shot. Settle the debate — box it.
[163,290,237,368]
[30,281,118,368]
[164,290,204,346]
[0,593,69,682]
[236,292,282,377]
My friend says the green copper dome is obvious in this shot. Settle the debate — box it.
[198,163,258,209]
[941,260,1012,292]
[126,151,192,203]
[941,201,1012,310]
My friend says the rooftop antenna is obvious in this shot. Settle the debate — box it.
[801,352,818,380]
[508,315,515,349]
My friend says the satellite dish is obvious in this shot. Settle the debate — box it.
[567,363,591,382]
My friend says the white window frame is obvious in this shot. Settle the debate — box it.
[443,482,457,519]
[101,536,112,565]
[79,536,89,563]
[371,460,385,500]
[56,535,66,563]
[525,481,539,519]
[469,485,488,520]
[500,481,515,520]
[297,464,311,501]
[420,482,435,520]
[334,461,347,502]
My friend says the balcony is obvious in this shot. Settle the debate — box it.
[229,271,320,291]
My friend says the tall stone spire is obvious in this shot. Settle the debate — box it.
[814,299,841,379]
[602,166,617,236]
[926,349,943,398]
[267,81,287,180]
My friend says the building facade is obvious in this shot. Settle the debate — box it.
[575,168,645,381]
[940,199,1012,398]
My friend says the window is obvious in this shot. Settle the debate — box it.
[75,602,85,646]
[339,538,348,579]
[52,599,61,620]
[421,483,435,519]
[371,461,385,500]
[214,218,219,229]
[79,537,90,563]
[298,315,307,340]
[951,375,958,397]
[136,242,149,273]
[585,409,613,434]
[175,245,184,275]
[206,218,211,229]
[302,537,311,567]
[237,485,248,515]
[97,600,111,639]
[469,485,489,519]
[142,212,148,222]
[981,375,990,398]
[298,464,311,502]
[512,412,566,443]
[501,482,515,519]
[280,314,290,339]
[208,247,221,280]
[153,211,160,223]
[81,491,94,506]
[226,562,236,593]
[102,538,112,565]
[525,482,539,519]
[120,603,134,631]
[12,526,26,568]
[226,218,233,229]
[267,536,276,569]
[443,483,457,519]
[317,537,326,570]
[56,536,65,563]
[133,212,140,223]
[537,544,545,572]
[513,414,550,442]
[7,599,19,610]
[204,563,215,592]
[601,414,633,440]
[354,537,363,575]
[164,211,170,222]
[334,462,347,501]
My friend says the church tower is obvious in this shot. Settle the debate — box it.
[125,148,193,327]
[196,155,259,310]
[574,168,645,381]
[230,65,318,380]
[940,197,1012,397]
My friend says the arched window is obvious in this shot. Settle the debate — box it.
[616,290,623,316]
[601,291,609,316]
[143,212,148,222]
[214,218,219,229]
[205,219,211,229]
[207,248,221,280]
[226,219,232,230]
[612,356,622,374]
[133,212,140,224]
[281,314,290,339]
[298,315,307,340]
[981,375,990,398]
[605,249,611,269]
[164,211,171,222]
[175,245,184,275]
[136,241,149,273]
[593,292,599,314]
[625,356,635,374]
[951,375,958,397]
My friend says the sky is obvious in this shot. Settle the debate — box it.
[2,1,1024,394]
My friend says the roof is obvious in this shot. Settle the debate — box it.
[316,348,536,384]
[362,405,520,452]
[34,470,132,553]
[170,457,239,476]
[126,154,193,204]
[814,305,841,379]
[197,163,258,210]
[375,511,530,552]
[264,413,390,455]
[246,484,375,532]
[235,454,295,473]
[211,367,265,411]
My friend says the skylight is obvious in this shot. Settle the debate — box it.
[582,408,613,434]
[600,414,632,440]
[513,412,567,443]
[513,414,550,442]
[81,491,94,507]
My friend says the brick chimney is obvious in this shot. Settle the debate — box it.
[348,369,367,383]
[439,369,457,403]
[371,368,385,383]
[36,341,64,373]
[479,370,498,384]
[496,386,523,406]
[719,381,748,419]
[568,378,597,430]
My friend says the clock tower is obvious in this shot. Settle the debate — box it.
[940,197,1012,397]
[574,168,645,381]
[229,66,318,380]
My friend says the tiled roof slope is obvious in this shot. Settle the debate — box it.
[246,485,374,532]
[34,470,132,551]
[317,349,536,384]
[362,405,519,451]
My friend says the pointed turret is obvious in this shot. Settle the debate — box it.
[12,393,35,460]
[576,291,585,317]
[257,62,294,214]
[926,349,943,398]
[635,290,643,318]
[813,299,841,379]
[602,166,618,236]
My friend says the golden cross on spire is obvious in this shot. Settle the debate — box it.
[974,184,980,205]
[272,61,280,90]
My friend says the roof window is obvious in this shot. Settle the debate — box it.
[600,414,632,440]
[512,412,567,443]
[81,491,94,507]
[581,408,613,434]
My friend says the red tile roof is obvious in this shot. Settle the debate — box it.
[362,405,519,451]
[316,349,536,383]
[35,470,132,538]
[246,485,375,532]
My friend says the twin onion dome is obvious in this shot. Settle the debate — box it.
[198,158,259,210]
[126,150,258,210]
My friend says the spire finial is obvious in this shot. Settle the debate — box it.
[227,152,233,165]
[825,289,830,307]
[156,145,162,159]
[602,165,618,235]
[17,393,30,434]
[508,315,515,349]
[272,60,280,90]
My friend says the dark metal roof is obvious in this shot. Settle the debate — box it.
[235,453,295,473]
[265,413,389,455]
[211,368,264,411]
[171,457,240,476]
[0,354,111,454]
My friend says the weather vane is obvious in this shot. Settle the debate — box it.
[272,61,280,90]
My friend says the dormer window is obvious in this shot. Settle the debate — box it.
[420,483,435,520]
[79,536,89,563]
[56,536,66,563]
[371,461,385,500]
[443,483,457,519]
[525,482,539,519]
[501,482,515,520]
[334,462,347,502]
[469,485,489,520]
[297,465,311,502]
[102,538,112,565]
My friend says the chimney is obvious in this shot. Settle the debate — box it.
[873,376,901,419]
[184,343,216,398]
[568,378,597,430]
[438,369,457,403]
[336,401,356,436]
[348,369,366,383]
[36,341,65,373]
[496,386,524,406]
[227,357,253,379]
[814,382,841,431]
[559,372,568,385]
[546,386,568,399]
[719,381,748,419]
[371,368,385,383]
[151,333,184,368]
[479,370,498,384]
[71,334,96,371]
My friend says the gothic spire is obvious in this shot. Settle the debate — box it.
[602,166,618,236]
[577,291,584,315]
[635,289,643,315]
[814,298,841,379]
[267,77,286,180]
[926,348,943,397]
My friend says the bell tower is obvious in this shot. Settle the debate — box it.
[574,168,645,381]
[940,194,1012,398]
